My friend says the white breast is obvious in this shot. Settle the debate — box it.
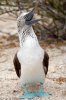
[17,36,45,86]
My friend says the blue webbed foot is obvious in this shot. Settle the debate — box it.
[19,92,49,99]
[35,92,50,97]
[19,92,36,99]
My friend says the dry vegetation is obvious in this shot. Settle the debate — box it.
[0,0,66,40]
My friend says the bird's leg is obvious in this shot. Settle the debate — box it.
[36,82,44,93]
[39,82,44,92]
[35,82,50,97]
[19,84,36,99]
[23,84,31,94]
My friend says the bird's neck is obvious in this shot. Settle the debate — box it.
[18,26,38,47]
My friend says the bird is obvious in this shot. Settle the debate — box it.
[13,8,49,98]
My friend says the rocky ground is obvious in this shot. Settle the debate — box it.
[0,14,66,100]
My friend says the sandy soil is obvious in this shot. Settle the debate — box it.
[0,14,66,100]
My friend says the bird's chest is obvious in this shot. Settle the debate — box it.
[18,46,43,66]
[17,39,45,85]
[17,37,44,66]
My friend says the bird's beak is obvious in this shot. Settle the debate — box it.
[24,8,34,21]
[25,8,43,25]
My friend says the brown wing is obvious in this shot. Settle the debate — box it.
[13,53,21,78]
[43,51,49,75]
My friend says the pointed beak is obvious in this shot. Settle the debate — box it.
[25,8,43,25]
[24,8,34,21]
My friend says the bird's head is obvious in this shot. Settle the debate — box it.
[17,8,42,30]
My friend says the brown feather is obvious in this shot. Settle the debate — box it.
[13,53,21,78]
[43,51,49,75]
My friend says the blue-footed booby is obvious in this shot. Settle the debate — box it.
[13,8,49,98]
